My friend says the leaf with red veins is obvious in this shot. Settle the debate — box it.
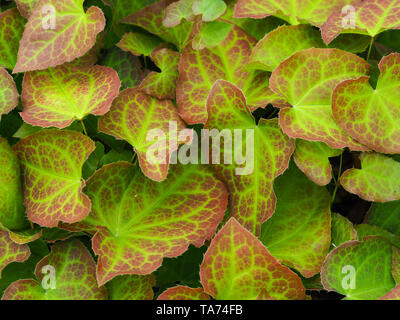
[340,153,400,202]
[77,162,227,286]
[270,48,370,151]
[13,130,95,228]
[158,286,210,300]
[332,53,400,154]
[322,0,400,44]
[15,0,39,18]
[0,230,30,278]
[21,64,120,128]
[13,0,106,73]
[117,32,163,57]
[0,68,19,117]
[200,218,306,300]
[98,88,190,182]
[163,0,195,27]
[107,275,155,300]
[294,140,343,186]
[139,48,180,100]
[233,0,356,27]
[0,8,26,70]
[204,80,295,235]
[2,239,107,300]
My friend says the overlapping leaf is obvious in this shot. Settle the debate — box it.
[366,201,400,236]
[163,0,195,27]
[2,239,107,300]
[14,0,106,72]
[77,162,227,285]
[200,218,306,300]
[117,32,163,57]
[192,0,227,22]
[158,286,210,300]
[0,230,30,278]
[379,284,400,300]
[13,130,94,227]
[340,153,400,202]
[0,68,19,117]
[21,64,120,128]
[332,53,400,154]
[205,80,295,234]
[331,213,357,248]
[98,88,189,181]
[191,20,233,50]
[270,48,370,150]
[356,224,400,248]
[260,163,331,277]
[107,275,155,300]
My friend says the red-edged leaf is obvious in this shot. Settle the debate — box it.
[0,230,30,278]
[0,68,19,117]
[158,286,210,300]
[200,218,306,300]
[379,284,400,300]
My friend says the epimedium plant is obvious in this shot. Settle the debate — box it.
[0,0,399,301]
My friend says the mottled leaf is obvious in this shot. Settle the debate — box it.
[158,286,210,300]
[0,68,19,117]
[0,230,30,278]
[107,275,155,300]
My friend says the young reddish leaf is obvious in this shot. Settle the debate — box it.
[321,237,395,299]
[322,0,400,44]
[192,0,227,22]
[0,8,26,70]
[332,53,400,154]
[117,32,163,56]
[0,137,27,230]
[205,80,295,234]
[331,213,357,248]
[365,200,400,236]
[2,239,107,300]
[340,153,400,202]
[260,163,331,277]
[200,218,306,300]
[13,0,106,73]
[15,0,39,18]
[98,88,189,181]
[270,48,370,151]
[234,0,355,27]
[0,230,30,278]
[379,284,400,300]
[294,140,343,186]
[21,64,120,128]
[0,68,19,117]
[69,31,104,67]
[13,130,95,227]
[107,275,155,300]
[163,0,195,27]
[139,48,179,99]
[79,162,227,285]
[158,286,210,300]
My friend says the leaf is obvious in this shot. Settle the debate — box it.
[79,162,227,285]
[117,32,163,56]
[163,0,195,27]
[270,48,370,150]
[192,20,233,50]
[107,275,155,300]
[332,53,400,154]
[365,200,400,236]
[158,286,210,300]
[321,236,395,300]
[98,88,189,181]
[13,123,42,139]
[8,229,42,245]
[331,213,357,248]
[379,284,400,300]
[20,64,120,128]
[340,153,400,202]
[13,0,106,73]
[192,0,227,22]
[15,0,39,18]
[41,228,86,243]
[233,0,355,27]
[293,140,342,186]
[13,129,95,227]
[260,163,332,277]
[0,8,26,70]
[139,48,180,99]
[204,80,295,234]
[0,230,30,278]
[0,68,19,117]
[200,218,306,300]
[356,224,400,248]
[2,239,107,300]
[392,247,400,284]
[0,137,27,230]
[322,0,400,44]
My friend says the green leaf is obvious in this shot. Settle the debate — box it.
[260,163,331,277]
[356,224,400,248]
[158,286,210,300]
[192,20,233,50]
[365,200,400,236]
[331,213,357,248]
[270,48,370,150]
[332,53,400,154]
[321,236,395,300]
[13,129,95,227]
[192,0,227,22]
[204,80,295,234]
[0,230,30,278]
[340,153,400,202]
[163,0,195,28]
[379,284,400,300]
[107,275,155,300]
[117,32,163,56]
[78,162,228,285]
[2,239,107,300]
[8,228,42,245]
[0,68,19,117]
[200,218,306,300]
[13,123,42,139]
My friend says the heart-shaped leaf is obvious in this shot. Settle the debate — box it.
[200,218,306,300]
[0,68,19,117]
[365,200,400,236]
[107,275,155,300]
[158,286,210,300]
[21,64,120,128]
[14,0,106,73]
[192,0,227,22]
[13,129,95,227]
[0,230,30,278]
